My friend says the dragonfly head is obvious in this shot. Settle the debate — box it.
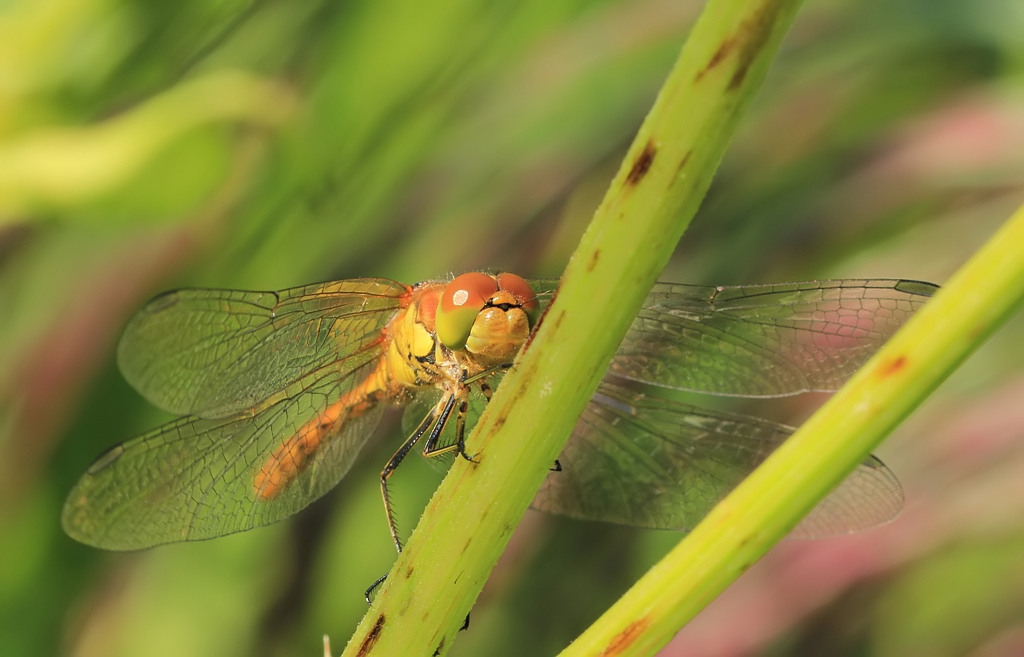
[436,272,539,366]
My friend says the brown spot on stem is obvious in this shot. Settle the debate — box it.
[625,141,657,186]
[586,249,600,272]
[600,617,652,656]
[878,355,908,379]
[490,411,507,434]
[355,615,386,656]
[693,0,785,91]
[513,365,535,396]
[696,38,737,82]
[671,151,692,185]
[729,0,784,90]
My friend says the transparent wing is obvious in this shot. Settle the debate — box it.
[532,382,902,536]
[117,278,408,417]
[607,279,936,397]
[793,456,902,538]
[62,359,386,550]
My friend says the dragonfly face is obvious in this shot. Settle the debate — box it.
[62,273,936,552]
[436,272,540,368]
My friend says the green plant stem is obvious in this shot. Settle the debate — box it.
[340,0,805,655]
[559,205,1024,657]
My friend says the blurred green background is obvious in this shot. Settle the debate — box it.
[2,0,1023,655]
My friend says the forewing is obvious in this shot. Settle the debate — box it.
[62,360,385,550]
[532,382,902,535]
[118,278,408,417]
[608,279,936,397]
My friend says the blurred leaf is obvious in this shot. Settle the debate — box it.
[875,533,1024,657]
[0,71,295,216]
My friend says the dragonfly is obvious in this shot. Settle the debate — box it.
[62,272,937,552]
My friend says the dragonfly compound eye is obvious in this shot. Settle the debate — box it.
[437,272,500,349]
[495,273,539,327]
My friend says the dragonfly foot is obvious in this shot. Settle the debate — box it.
[364,573,389,604]
[456,440,479,464]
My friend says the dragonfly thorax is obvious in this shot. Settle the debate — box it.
[385,292,444,389]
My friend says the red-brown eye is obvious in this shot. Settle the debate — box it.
[496,273,540,326]
[436,273,499,349]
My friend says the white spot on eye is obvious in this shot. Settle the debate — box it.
[452,289,470,306]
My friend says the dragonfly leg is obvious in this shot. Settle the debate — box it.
[364,572,388,604]
[453,398,479,463]
[380,405,440,553]
[420,388,479,463]
[420,391,458,455]
[454,380,492,461]
[451,378,494,462]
